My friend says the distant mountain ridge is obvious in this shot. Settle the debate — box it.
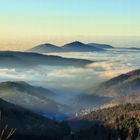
[0,51,93,68]
[27,41,113,53]
[87,43,113,49]
[62,41,103,52]
[28,43,62,53]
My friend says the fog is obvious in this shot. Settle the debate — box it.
[0,48,140,91]
[0,48,140,116]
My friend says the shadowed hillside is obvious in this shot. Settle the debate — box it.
[0,81,71,119]
[0,98,70,140]
[86,69,140,104]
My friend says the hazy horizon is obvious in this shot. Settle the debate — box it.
[0,35,140,51]
[0,0,140,51]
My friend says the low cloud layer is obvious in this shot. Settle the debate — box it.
[0,49,140,91]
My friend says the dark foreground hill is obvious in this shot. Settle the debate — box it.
[66,104,140,140]
[0,98,70,140]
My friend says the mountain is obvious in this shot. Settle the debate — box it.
[27,43,62,53]
[112,94,140,105]
[28,41,105,53]
[73,93,111,111]
[88,43,114,49]
[0,98,70,140]
[66,104,140,140]
[0,81,55,98]
[87,68,140,98]
[0,51,93,68]
[122,47,140,50]
[62,41,104,52]
[0,81,70,118]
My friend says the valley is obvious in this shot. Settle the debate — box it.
[0,41,140,139]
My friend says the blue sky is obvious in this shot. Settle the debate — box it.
[0,0,140,49]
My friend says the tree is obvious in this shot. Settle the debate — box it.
[0,112,16,140]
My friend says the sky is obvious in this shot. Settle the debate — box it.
[0,0,140,50]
